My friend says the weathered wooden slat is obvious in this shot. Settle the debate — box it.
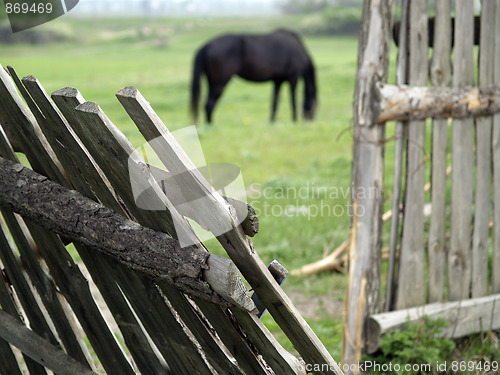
[396,0,427,310]
[0,309,98,375]
[472,2,495,298]
[448,1,475,301]
[366,293,500,353]
[116,86,340,374]
[375,83,500,123]
[385,0,409,312]
[344,0,393,368]
[0,128,95,368]
[0,65,66,183]
[427,0,452,303]
[20,75,127,216]
[0,336,23,375]
[0,266,48,375]
[0,217,60,348]
[493,0,500,295]
[193,299,275,375]
[18,76,169,375]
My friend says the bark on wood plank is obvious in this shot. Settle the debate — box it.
[116,86,340,374]
[396,0,427,311]
[375,83,500,123]
[427,0,452,304]
[472,1,495,298]
[0,309,98,375]
[344,0,393,369]
[0,155,244,308]
[366,293,500,353]
[449,1,475,301]
[493,2,500,295]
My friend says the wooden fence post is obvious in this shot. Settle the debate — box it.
[343,0,394,371]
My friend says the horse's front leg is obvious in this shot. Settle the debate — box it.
[271,80,282,123]
[289,78,298,122]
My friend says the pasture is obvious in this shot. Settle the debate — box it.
[0,15,398,358]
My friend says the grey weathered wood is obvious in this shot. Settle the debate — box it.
[472,1,495,298]
[427,0,451,303]
[0,65,66,183]
[0,74,137,374]
[230,308,305,375]
[366,293,500,353]
[0,218,61,349]
[0,127,97,369]
[0,336,23,375]
[448,1,475,301]
[396,0,427,310]
[18,76,169,375]
[345,0,393,369]
[385,0,409,312]
[0,309,98,375]
[375,83,500,123]
[204,256,257,312]
[0,265,48,375]
[193,299,275,375]
[493,1,500,294]
[0,70,135,375]
[116,86,340,374]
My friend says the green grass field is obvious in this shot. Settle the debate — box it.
[0,15,397,360]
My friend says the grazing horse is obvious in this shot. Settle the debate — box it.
[190,29,317,124]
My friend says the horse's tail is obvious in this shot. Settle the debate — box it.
[190,45,206,124]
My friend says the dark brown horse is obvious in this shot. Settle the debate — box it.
[190,29,317,124]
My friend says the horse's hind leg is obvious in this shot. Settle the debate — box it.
[205,83,226,124]
[271,80,283,123]
[289,78,298,122]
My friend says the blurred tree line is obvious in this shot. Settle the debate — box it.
[280,0,363,35]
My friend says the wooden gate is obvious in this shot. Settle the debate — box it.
[345,0,500,370]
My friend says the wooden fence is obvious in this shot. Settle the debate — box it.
[344,0,500,370]
[0,64,343,375]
